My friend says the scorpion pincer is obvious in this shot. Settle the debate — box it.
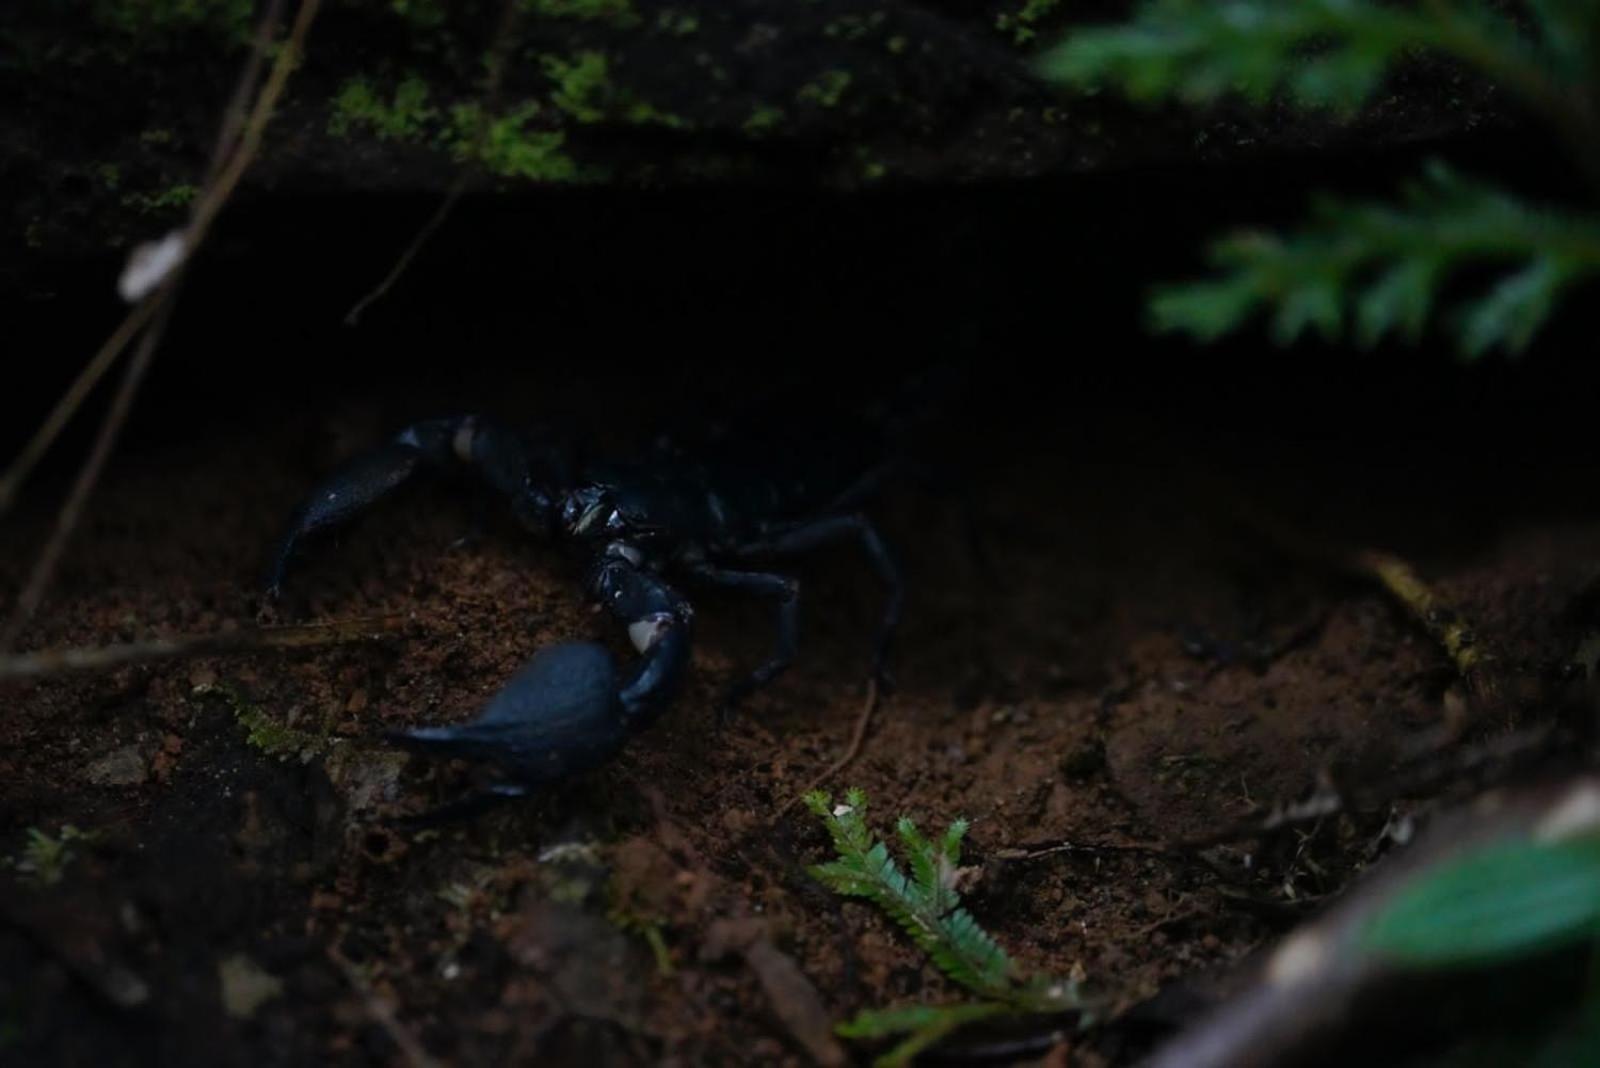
[265,409,906,818]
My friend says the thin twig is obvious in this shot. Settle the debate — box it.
[203,0,288,185]
[784,679,881,813]
[344,183,467,325]
[0,0,287,520]
[1,298,177,651]
[343,0,521,325]
[1219,483,1502,702]
[0,298,161,517]
[0,616,405,682]
[2,0,323,651]
[1353,548,1498,701]
[993,839,1170,863]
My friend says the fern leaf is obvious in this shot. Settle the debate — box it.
[1037,0,1542,114]
[806,790,1023,1001]
[1151,163,1600,356]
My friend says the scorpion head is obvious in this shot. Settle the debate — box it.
[561,486,616,540]
[560,483,672,546]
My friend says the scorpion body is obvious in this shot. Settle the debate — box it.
[267,406,907,815]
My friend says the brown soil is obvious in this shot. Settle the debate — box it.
[3,348,1597,1066]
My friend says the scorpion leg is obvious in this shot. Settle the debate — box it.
[385,552,693,820]
[687,565,799,716]
[731,513,903,690]
[265,441,429,598]
[266,416,566,597]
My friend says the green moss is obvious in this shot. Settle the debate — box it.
[824,12,886,41]
[7,826,97,887]
[124,183,199,214]
[390,0,447,28]
[656,9,699,35]
[235,704,326,762]
[524,0,639,26]
[92,0,255,44]
[798,69,852,108]
[886,35,909,55]
[544,51,612,123]
[996,0,1062,46]
[450,102,580,181]
[197,681,328,762]
[544,52,690,128]
[743,105,785,134]
[329,75,438,142]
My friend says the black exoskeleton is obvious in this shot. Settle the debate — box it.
[267,410,906,816]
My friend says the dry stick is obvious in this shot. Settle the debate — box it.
[201,0,288,186]
[0,616,405,682]
[1225,488,1501,702]
[0,0,323,651]
[0,299,176,653]
[783,679,881,813]
[343,0,521,325]
[1354,548,1498,701]
[0,0,286,519]
[343,182,467,326]
[0,298,161,517]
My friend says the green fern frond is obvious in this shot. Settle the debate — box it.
[806,790,1090,1061]
[1150,163,1600,356]
[1037,0,1551,114]
[839,1001,1014,1068]
[807,789,1021,999]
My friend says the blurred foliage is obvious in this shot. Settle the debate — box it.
[1362,832,1600,967]
[1040,1,1600,357]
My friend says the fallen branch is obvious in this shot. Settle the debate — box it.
[0,617,404,682]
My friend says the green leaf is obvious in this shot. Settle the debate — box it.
[1150,164,1600,356]
[1527,0,1600,79]
[1356,259,1440,346]
[1458,256,1575,359]
[837,1002,1006,1039]
[839,1001,1014,1068]
[1362,835,1600,968]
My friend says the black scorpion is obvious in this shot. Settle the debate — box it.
[266,403,917,817]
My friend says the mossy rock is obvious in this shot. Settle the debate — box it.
[1,0,1504,258]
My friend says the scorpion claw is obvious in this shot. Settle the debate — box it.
[387,642,630,784]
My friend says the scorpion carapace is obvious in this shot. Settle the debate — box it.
[266,397,925,819]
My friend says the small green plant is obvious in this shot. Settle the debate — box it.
[523,0,640,27]
[8,825,97,886]
[448,101,581,181]
[798,70,853,109]
[329,75,438,142]
[996,0,1063,47]
[1039,1,1600,357]
[805,789,1085,1066]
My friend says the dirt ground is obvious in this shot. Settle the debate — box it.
[3,335,1599,1067]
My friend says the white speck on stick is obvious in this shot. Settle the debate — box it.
[118,230,188,303]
